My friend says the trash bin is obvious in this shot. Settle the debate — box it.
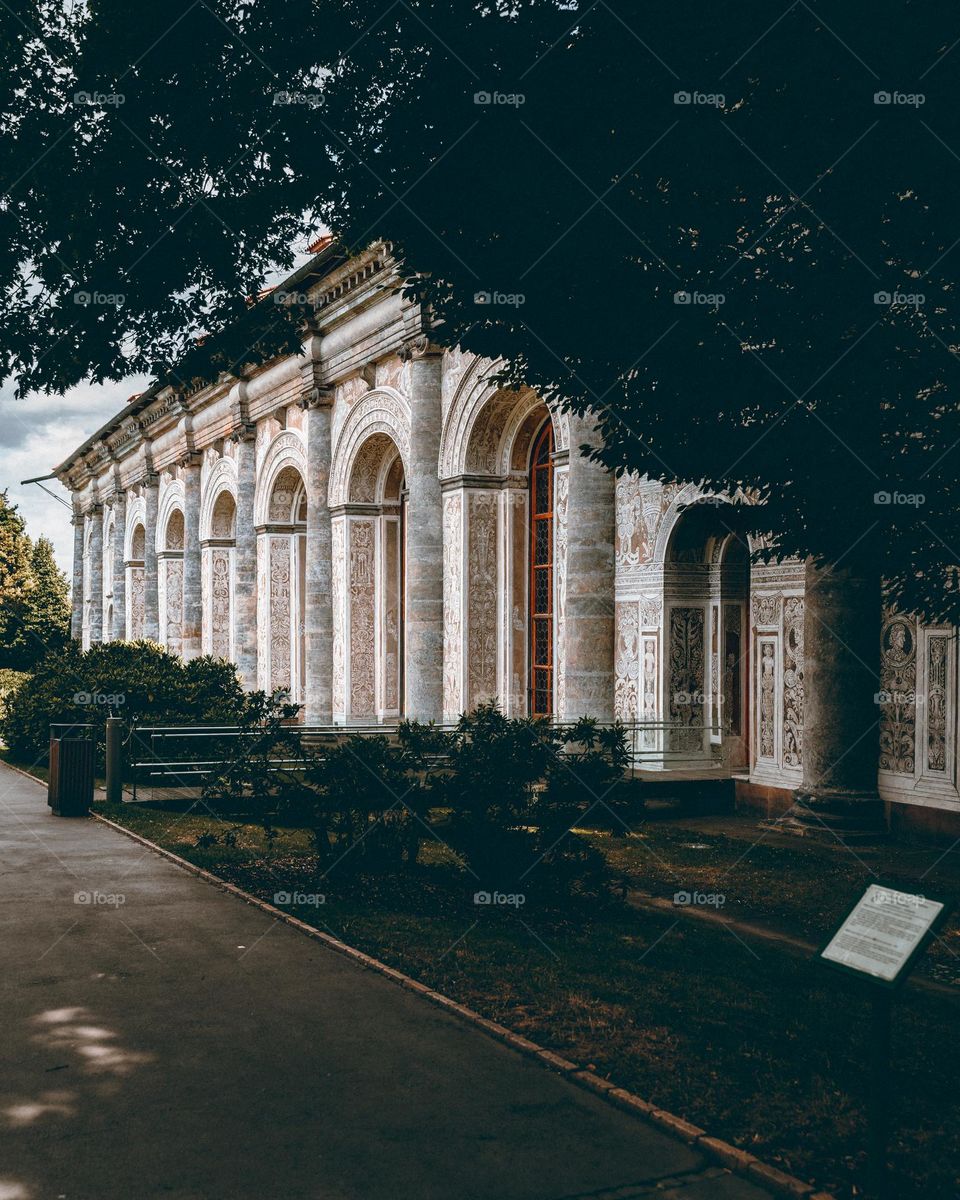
[48,724,95,817]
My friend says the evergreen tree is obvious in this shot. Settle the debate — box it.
[0,493,34,669]
[22,536,70,663]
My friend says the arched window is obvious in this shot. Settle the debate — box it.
[529,422,555,716]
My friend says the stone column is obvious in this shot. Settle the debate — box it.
[111,491,127,641]
[142,475,160,642]
[87,504,104,645]
[233,428,259,690]
[402,340,445,723]
[562,413,616,722]
[784,558,885,840]
[302,390,333,723]
[181,456,203,660]
[70,511,84,640]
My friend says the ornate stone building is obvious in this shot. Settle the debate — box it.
[55,241,958,836]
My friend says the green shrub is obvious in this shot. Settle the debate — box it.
[0,640,251,765]
[0,668,29,729]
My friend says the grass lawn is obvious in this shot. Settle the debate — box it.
[88,794,960,1200]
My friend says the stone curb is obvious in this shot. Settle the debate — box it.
[7,763,832,1200]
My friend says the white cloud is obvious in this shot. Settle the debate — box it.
[0,377,151,574]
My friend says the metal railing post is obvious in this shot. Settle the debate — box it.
[105,716,123,806]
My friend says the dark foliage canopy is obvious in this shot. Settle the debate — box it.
[3,2,960,615]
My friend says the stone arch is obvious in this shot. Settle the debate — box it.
[156,481,185,554]
[157,482,185,655]
[124,496,146,560]
[439,362,568,482]
[255,430,307,526]
[257,452,307,705]
[200,458,238,540]
[332,428,407,724]
[329,389,410,508]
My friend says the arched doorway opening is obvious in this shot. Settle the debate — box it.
[159,508,184,656]
[204,490,236,662]
[339,433,406,723]
[263,466,307,704]
[529,421,555,717]
[664,500,750,765]
[127,522,146,639]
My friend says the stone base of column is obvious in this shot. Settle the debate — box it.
[762,787,888,844]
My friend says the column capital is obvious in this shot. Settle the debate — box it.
[298,386,334,411]
[138,470,160,489]
[177,451,203,470]
[398,334,443,362]
[229,423,256,445]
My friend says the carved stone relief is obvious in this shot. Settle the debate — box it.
[332,520,346,715]
[782,596,804,768]
[668,606,705,751]
[757,639,778,762]
[879,612,917,775]
[129,567,145,640]
[269,536,292,693]
[348,520,376,717]
[164,559,183,656]
[211,550,232,660]
[554,468,569,716]
[615,601,640,721]
[926,633,948,774]
[442,493,463,719]
[467,492,499,710]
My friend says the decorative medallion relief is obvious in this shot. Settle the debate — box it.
[752,592,782,628]
[879,612,917,775]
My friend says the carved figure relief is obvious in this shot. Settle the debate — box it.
[615,601,640,721]
[211,550,232,660]
[129,566,145,640]
[164,559,183,656]
[926,633,948,774]
[758,640,778,761]
[782,596,804,768]
[879,613,917,775]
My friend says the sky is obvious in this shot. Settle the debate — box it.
[0,375,152,575]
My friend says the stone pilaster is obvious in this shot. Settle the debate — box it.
[87,505,104,645]
[181,456,203,659]
[70,511,84,640]
[111,491,127,641]
[779,558,885,841]
[302,383,334,723]
[562,413,616,722]
[232,425,258,690]
[402,339,444,723]
[142,476,160,642]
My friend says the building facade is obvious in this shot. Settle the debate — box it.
[56,242,959,836]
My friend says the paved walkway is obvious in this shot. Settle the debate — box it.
[0,761,774,1200]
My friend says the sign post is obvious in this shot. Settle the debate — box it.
[818,883,949,1200]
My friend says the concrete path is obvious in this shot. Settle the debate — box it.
[0,761,774,1200]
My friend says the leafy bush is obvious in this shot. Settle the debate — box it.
[0,668,29,728]
[0,640,251,765]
